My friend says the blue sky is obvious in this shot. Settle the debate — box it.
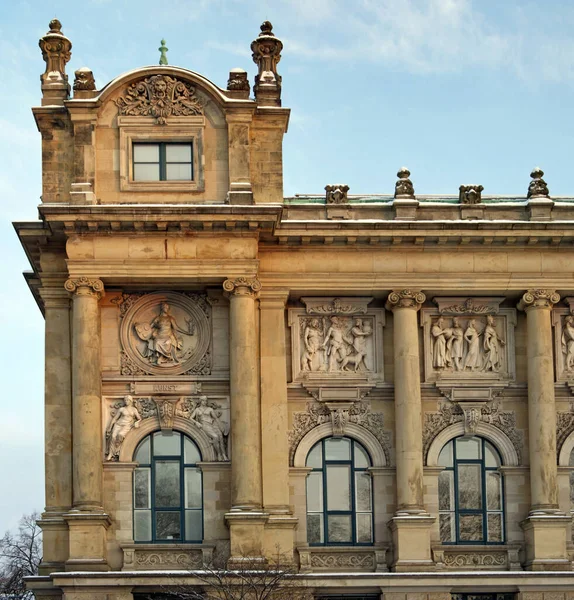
[2,0,574,534]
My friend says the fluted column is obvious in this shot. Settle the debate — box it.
[518,289,570,570]
[223,277,262,510]
[65,276,105,511]
[386,289,427,513]
[386,290,434,572]
[519,289,560,512]
[38,287,72,573]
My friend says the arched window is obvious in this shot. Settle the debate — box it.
[133,431,202,543]
[306,437,373,545]
[438,436,504,544]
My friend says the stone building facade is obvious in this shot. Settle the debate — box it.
[17,18,574,600]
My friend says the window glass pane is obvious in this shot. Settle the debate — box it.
[438,441,453,467]
[486,472,502,510]
[184,437,201,464]
[185,510,202,541]
[354,443,370,468]
[156,511,181,540]
[355,472,372,512]
[133,144,159,162]
[487,513,503,542]
[306,472,323,512]
[327,515,352,543]
[134,468,150,509]
[356,513,372,543]
[458,464,483,510]
[185,468,202,509]
[438,470,454,511]
[153,431,181,456]
[134,437,150,464]
[326,465,351,510]
[134,509,151,542]
[306,443,322,468]
[155,461,180,507]
[324,437,351,461]
[166,144,192,162]
[307,513,323,544]
[485,442,501,467]
[459,514,484,542]
[166,163,192,181]
[134,163,160,181]
[439,513,455,542]
[456,437,481,460]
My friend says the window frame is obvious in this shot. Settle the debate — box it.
[133,431,203,544]
[439,436,505,545]
[132,141,194,182]
[119,121,204,193]
[306,437,374,547]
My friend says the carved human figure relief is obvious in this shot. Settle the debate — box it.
[177,396,230,461]
[432,317,451,369]
[288,298,385,382]
[449,317,464,371]
[106,395,142,461]
[134,301,195,366]
[562,316,574,371]
[482,315,506,372]
[463,319,482,371]
[118,292,211,377]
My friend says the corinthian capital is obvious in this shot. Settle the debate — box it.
[223,277,261,298]
[518,289,560,311]
[386,289,426,311]
[64,277,104,299]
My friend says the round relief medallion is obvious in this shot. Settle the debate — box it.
[120,292,211,376]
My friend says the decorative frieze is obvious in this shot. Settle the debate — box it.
[423,399,522,464]
[122,544,213,570]
[288,399,390,466]
[421,298,516,384]
[115,74,204,125]
[116,291,211,377]
[288,297,384,382]
[298,546,387,572]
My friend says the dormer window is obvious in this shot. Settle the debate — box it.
[133,142,193,182]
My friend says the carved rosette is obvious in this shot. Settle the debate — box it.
[519,289,560,311]
[386,289,426,311]
[64,277,104,299]
[223,277,261,298]
[115,75,204,125]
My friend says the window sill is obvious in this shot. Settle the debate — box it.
[432,543,522,571]
[297,544,389,573]
[121,542,215,570]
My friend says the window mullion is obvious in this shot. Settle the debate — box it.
[159,143,166,181]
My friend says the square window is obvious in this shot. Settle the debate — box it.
[132,142,193,182]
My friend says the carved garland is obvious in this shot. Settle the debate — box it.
[115,75,204,125]
[288,400,390,466]
[422,399,522,464]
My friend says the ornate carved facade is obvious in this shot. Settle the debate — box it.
[16,16,574,600]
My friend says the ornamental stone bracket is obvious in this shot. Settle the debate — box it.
[288,297,385,384]
[421,297,516,387]
[121,543,215,570]
[298,545,389,573]
[432,544,522,571]
[423,398,522,465]
[551,296,574,385]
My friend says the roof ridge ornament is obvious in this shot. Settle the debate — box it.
[251,20,283,106]
[159,39,169,66]
[395,167,415,198]
[527,167,550,199]
[459,184,484,204]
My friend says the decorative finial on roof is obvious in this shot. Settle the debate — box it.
[395,167,415,198]
[325,184,350,204]
[227,68,250,99]
[73,67,96,98]
[527,167,550,199]
[251,20,283,106]
[39,19,72,105]
[159,39,168,66]
[459,185,484,204]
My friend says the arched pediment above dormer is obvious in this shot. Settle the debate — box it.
[96,66,233,128]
